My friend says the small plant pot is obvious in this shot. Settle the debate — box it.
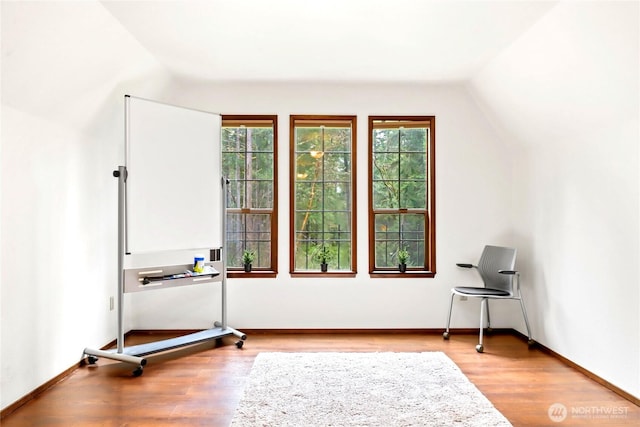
[244,263,252,273]
[320,263,328,272]
[399,263,407,273]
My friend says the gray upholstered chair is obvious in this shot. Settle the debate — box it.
[443,245,534,352]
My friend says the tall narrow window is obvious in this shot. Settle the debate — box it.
[222,116,277,277]
[369,116,435,277]
[290,116,357,276]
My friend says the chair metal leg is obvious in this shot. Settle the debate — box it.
[485,299,491,330]
[443,292,455,339]
[476,298,487,352]
[519,295,534,345]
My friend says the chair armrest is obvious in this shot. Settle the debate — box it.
[456,263,474,268]
[499,269,521,293]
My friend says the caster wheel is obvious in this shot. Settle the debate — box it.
[86,356,98,365]
[527,339,535,348]
[486,327,493,334]
[236,340,244,349]
[132,367,143,377]
[475,344,484,353]
[442,332,450,340]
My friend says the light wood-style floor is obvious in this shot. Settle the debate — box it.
[2,331,638,426]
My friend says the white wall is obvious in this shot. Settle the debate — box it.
[469,1,639,399]
[130,80,519,332]
[0,0,169,410]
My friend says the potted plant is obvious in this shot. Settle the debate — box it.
[242,250,255,272]
[397,248,410,273]
[313,245,334,272]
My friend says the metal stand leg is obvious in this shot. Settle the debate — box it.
[82,167,145,376]
[83,348,146,368]
[213,321,247,340]
[116,166,126,353]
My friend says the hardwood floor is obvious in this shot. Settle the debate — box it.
[2,331,638,426]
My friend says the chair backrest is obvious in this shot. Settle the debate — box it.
[477,245,517,294]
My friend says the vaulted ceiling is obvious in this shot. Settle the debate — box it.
[100,0,557,83]
[2,0,636,146]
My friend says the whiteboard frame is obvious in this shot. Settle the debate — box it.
[124,95,222,253]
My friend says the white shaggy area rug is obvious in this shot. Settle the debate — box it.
[230,352,511,426]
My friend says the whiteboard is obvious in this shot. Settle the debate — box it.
[125,96,222,253]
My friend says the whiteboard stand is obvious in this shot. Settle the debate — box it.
[83,168,246,377]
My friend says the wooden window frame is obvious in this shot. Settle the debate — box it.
[290,115,357,277]
[368,116,436,278]
[222,115,278,278]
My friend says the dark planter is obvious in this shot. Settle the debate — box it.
[399,263,407,273]
[244,263,252,273]
[320,263,328,272]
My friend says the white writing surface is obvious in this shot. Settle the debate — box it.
[125,96,221,253]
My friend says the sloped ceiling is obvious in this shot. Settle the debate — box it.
[100,0,557,82]
[469,0,639,146]
[1,0,165,126]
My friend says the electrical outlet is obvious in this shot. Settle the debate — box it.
[109,296,115,311]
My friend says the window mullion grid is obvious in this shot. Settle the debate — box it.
[397,128,402,251]
[321,126,326,249]
[243,127,249,252]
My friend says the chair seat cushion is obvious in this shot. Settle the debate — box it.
[454,286,510,297]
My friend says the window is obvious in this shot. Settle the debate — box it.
[290,116,357,276]
[369,116,435,276]
[222,116,277,277]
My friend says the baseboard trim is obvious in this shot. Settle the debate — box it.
[2,328,637,419]
[239,328,445,335]
[123,328,501,337]
[0,362,77,420]
[0,332,139,420]
[510,331,639,407]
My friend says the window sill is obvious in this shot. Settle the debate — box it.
[227,271,277,279]
[369,270,436,278]
[290,271,357,278]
